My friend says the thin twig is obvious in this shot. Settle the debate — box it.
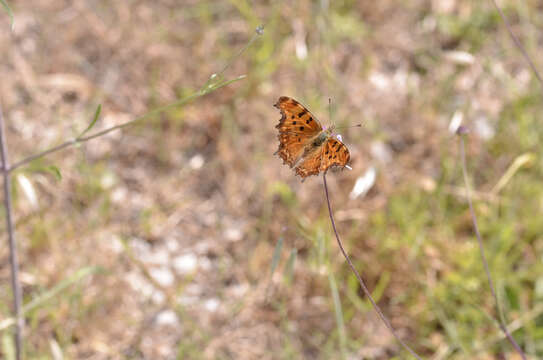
[323,173,423,359]
[482,3,535,356]
[9,86,213,171]
[490,0,543,89]
[458,131,526,360]
[0,104,23,360]
[8,23,265,172]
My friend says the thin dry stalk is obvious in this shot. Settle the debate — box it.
[7,25,263,172]
[0,26,263,360]
[490,0,543,89]
[0,104,23,360]
[322,172,423,359]
[9,87,213,171]
[480,2,539,357]
[458,130,526,360]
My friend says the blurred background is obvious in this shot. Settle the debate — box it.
[0,0,542,359]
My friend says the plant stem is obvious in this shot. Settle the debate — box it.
[8,91,204,172]
[8,23,263,173]
[322,173,422,360]
[7,73,247,172]
[458,134,526,360]
[490,0,543,90]
[0,104,23,360]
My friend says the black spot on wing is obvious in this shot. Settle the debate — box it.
[298,110,307,118]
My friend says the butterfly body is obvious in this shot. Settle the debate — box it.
[311,131,331,147]
[274,96,350,179]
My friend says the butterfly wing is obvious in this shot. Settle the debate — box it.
[295,138,350,179]
[295,147,324,178]
[319,137,350,173]
[274,96,323,167]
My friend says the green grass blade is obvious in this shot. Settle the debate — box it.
[328,272,347,359]
[0,266,100,331]
[77,104,102,139]
[1,331,15,360]
[205,74,247,93]
[270,237,283,276]
[283,249,297,284]
[46,165,62,181]
[317,230,326,266]
[0,0,14,30]
[23,266,100,313]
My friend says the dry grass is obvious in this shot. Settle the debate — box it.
[0,1,542,359]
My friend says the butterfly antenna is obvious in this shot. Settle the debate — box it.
[327,98,363,130]
[328,97,333,128]
[335,124,363,130]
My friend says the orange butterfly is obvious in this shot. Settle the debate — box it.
[274,96,351,179]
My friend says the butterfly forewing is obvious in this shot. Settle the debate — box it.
[274,96,323,135]
[274,97,324,167]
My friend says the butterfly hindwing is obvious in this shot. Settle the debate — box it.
[319,138,350,173]
[295,147,324,178]
[276,132,306,168]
